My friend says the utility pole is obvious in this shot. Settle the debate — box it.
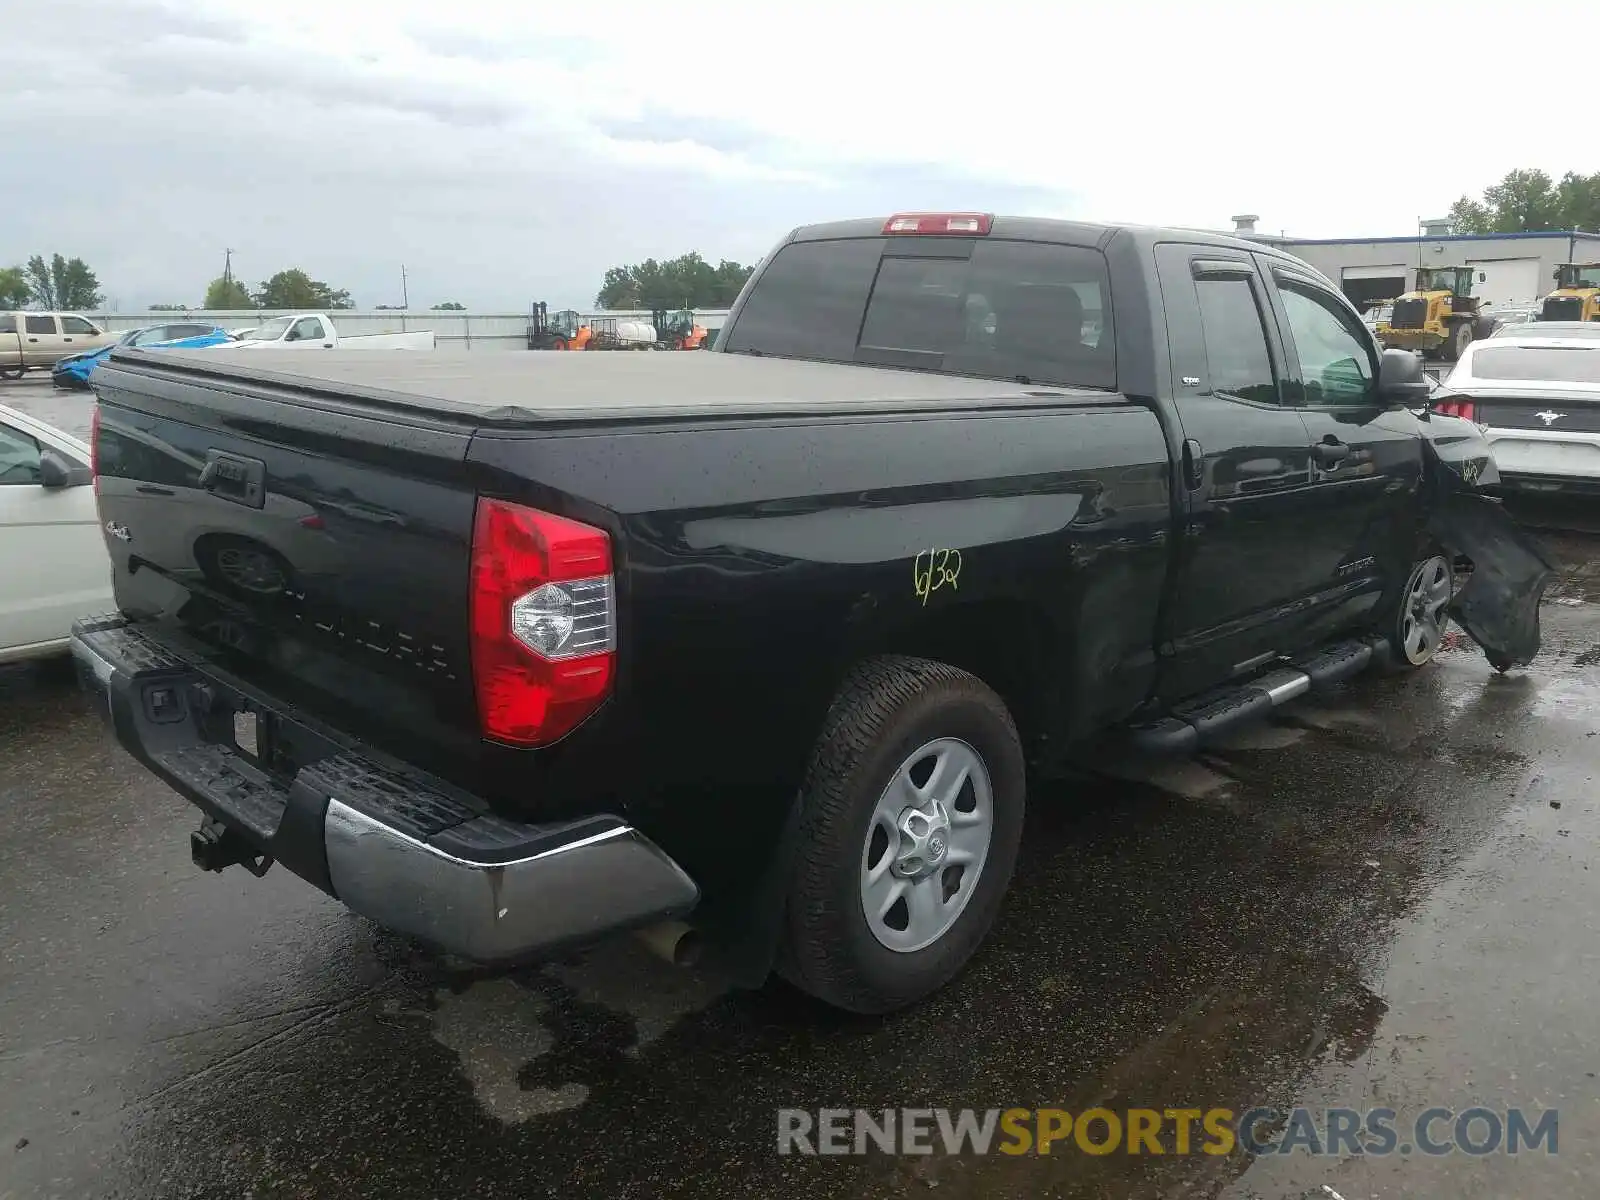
[401,264,409,309]
[223,248,235,286]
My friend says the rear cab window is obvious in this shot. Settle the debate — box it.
[1468,346,1600,385]
[724,235,1116,391]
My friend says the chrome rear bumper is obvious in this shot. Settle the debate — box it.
[71,616,698,963]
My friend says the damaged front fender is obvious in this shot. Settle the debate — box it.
[1421,411,1557,671]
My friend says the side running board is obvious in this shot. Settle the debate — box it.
[1124,635,1389,755]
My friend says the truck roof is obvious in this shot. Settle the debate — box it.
[112,346,1122,428]
[787,214,1293,261]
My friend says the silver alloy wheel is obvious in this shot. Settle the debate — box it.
[860,737,993,954]
[1400,554,1452,664]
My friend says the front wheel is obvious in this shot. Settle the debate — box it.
[779,656,1025,1014]
[1384,553,1454,670]
[1443,321,1472,362]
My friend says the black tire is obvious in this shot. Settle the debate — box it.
[552,337,568,351]
[1380,552,1454,673]
[0,364,24,381]
[778,655,1025,1014]
[1442,320,1471,362]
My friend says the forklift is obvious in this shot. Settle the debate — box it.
[651,307,708,350]
[1375,266,1494,361]
[526,302,590,351]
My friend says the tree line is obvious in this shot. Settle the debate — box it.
[0,255,105,310]
[1448,169,1600,234]
[596,252,755,309]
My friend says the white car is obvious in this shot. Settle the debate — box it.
[1438,334,1600,494]
[0,404,114,662]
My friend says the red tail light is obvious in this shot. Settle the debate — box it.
[469,498,616,747]
[1433,398,1476,421]
[90,404,101,496]
[882,212,993,236]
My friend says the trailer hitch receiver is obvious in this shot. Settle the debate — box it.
[190,816,275,877]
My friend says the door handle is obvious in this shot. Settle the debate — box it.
[1181,438,1205,490]
[26,337,38,343]
[1312,438,1351,467]
[62,337,73,343]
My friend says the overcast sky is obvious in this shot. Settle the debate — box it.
[4,0,1580,311]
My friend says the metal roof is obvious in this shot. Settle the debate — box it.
[1267,230,1600,248]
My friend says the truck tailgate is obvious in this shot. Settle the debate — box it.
[92,355,484,778]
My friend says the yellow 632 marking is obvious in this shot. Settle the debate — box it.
[913,548,963,606]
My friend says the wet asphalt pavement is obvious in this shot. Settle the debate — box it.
[4,379,1600,1198]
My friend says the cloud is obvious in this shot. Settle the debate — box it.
[0,0,1584,311]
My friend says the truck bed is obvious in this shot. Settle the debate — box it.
[116,346,1125,427]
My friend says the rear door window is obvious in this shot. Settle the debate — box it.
[1193,277,1279,405]
[0,315,16,334]
[24,315,55,335]
[1468,346,1600,385]
[723,236,1115,390]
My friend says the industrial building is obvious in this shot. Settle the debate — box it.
[1230,216,1600,312]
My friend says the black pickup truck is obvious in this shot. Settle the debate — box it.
[73,213,1551,1014]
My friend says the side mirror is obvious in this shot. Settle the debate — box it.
[1378,348,1433,406]
[38,448,90,489]
[1478,272,1487,283]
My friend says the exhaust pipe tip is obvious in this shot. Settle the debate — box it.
[635,919,703,969]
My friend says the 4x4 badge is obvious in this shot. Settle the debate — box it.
[105,520,131,542]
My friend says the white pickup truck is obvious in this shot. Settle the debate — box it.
[219,313,435,351]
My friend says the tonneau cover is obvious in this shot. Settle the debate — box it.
[110,346,1122,427]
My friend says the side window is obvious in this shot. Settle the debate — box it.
[24,315,56,336]
[1193,277,1278,405]
[0,315,15,334]
[0,423,43,486]
[290,317,325,341]
[60,316,98,335]
[1276,284,1376,406]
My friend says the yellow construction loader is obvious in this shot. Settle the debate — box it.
[1538,263,1600,323]
[1376,266,1493,361]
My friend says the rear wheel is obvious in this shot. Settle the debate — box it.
[0,365,24,381]
[1384,553,1453,670]
[779,656,1025,1014]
